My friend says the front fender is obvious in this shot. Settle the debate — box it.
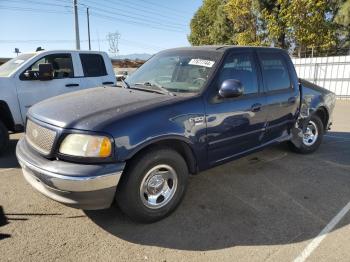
[106,96,207,168]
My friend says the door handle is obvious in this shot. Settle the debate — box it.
[288,97,296,104]
[65,83,79,87]
[102,81,114,85]
[251,103,262,112]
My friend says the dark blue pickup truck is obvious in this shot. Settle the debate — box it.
[16,46,336,223]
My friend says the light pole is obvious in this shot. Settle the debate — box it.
[73,0,80,50]
[87,7,91,50]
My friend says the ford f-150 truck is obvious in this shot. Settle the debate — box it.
[16,46,336,223]
[0,50,116,154]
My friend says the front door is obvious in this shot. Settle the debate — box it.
[206,51,267,166]
[15,53,81,122]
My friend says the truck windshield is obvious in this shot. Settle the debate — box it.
[0,53,35,77]
[125,52,218,94]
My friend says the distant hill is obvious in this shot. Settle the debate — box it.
[111,53,152,60]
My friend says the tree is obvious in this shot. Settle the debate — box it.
[210,3,235,44]
[335,0,350,26]
[188,0,234,45]
[334,0,350,50]
[261,0,290,48]
[224,0,266,46]
[188,0,348,55]
[287,0,336,55]
[262,0,338,55]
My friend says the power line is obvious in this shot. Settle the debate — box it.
[0,39,164,51]
[91,11,184,33]
[0,5,185,34]
[80,0,187,30]
[0,1,188,33]
[122,0,194,16]
[5,0,70,8]
[101,0,193,17]
[82,0,189,23]
[0,5,72,14]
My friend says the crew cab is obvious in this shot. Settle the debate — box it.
[16,46,336,223]
[0,50,116,154]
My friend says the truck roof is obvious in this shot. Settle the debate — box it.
[21,50,108,56]
[164,45,285,53]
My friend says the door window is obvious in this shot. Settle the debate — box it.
[259,52,291,91]
[218,52,259,95]
[21,54,74,80]
[80,54,107,77]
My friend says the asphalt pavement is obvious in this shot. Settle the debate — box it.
[1,101,349,262]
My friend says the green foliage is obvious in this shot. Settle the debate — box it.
[188,0,233,45]
[335,0,350,26]
[210,3,235,44]
[188,0,350,54]
[224,0,267,46]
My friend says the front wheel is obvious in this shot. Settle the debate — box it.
[116,147,189,223]
[289,115,324,154]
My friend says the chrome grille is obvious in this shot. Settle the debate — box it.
[26,119,56,155]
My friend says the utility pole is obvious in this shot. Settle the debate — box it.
[87,7,91,50]
[73,0,80,50]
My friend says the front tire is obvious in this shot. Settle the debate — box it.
[289,115,324,154]
[0,121,9,156]
[116,147,189,223]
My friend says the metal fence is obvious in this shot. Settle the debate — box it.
[291,55,350,99]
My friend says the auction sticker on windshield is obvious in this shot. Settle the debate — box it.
[189,59,215,68]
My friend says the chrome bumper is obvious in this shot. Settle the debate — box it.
[16,138,125,210]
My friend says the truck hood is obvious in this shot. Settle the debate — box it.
[0,77,11,88]
[28,86,176,130]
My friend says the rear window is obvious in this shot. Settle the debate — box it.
[80,54,107,77]
[259,52,291,91]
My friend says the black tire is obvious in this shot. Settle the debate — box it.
[0,121,9,156]
[289,115,324,154]
[116,147,189,223]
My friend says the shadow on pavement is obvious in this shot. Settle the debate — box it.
[85,131,350,251]
[0,137,20,169]
[0,206,11,241]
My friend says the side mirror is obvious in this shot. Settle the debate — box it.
[218,79,244,98]
[38,63,53,81]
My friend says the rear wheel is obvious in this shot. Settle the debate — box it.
[0,121,9,156]
[116,147,189,223]
[289,115,324,154]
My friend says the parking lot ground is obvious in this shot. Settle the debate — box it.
[1,101,350,262]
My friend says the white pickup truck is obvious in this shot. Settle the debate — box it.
[0,50,116,154]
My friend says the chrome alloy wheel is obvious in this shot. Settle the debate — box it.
[140,164,178,209]
[303,120,319,146]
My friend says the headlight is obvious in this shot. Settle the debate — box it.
[59,134,112,158]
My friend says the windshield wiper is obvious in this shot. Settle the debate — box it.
[134,82,175,96]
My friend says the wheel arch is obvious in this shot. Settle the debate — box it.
[314,106,329,131]
[124,137,198,175]
[0,100,15,131]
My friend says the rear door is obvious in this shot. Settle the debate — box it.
[78,53,116,88]
[206,50,267,165]
[257,51,299,142]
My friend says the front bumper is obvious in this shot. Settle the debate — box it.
[16,138,125,210]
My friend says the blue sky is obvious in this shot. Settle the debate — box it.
[0,0,202,58]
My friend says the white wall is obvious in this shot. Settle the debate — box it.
[291,55,350,97]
